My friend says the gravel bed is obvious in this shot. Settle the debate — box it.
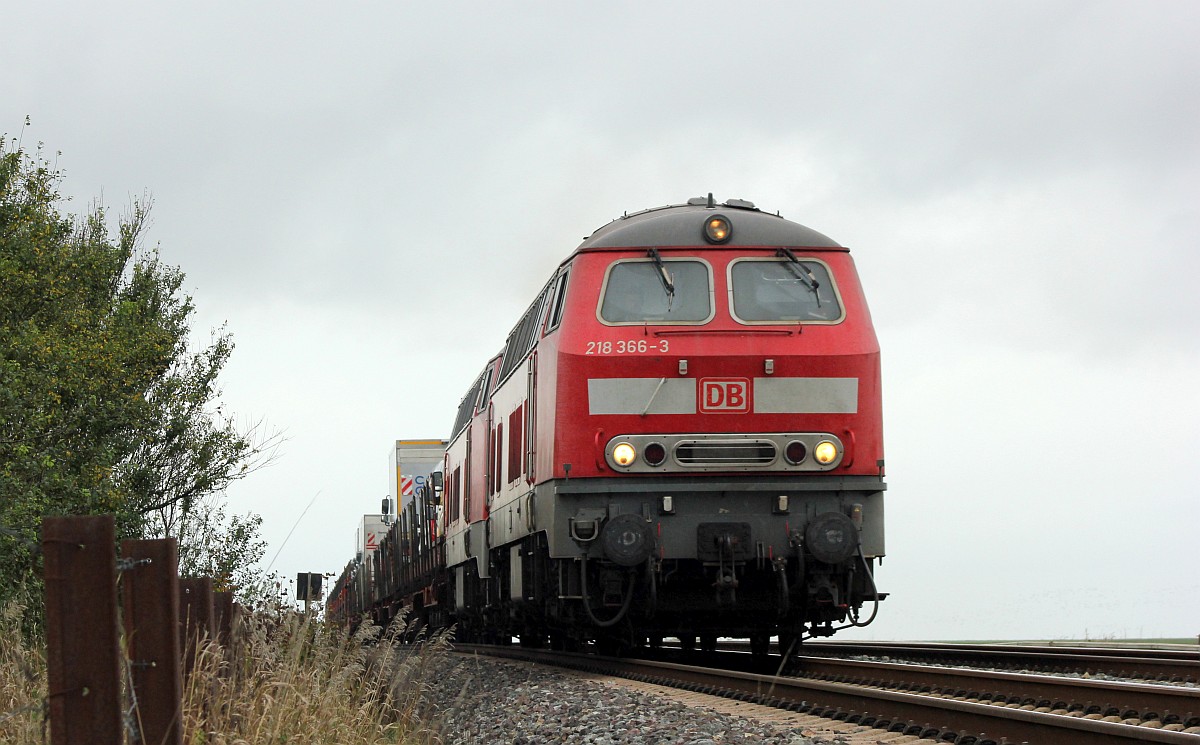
[419,654,836,745]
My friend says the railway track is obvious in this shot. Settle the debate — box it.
[787,654,1199,730]
[802,640,1200,685]
[455,642,1200,744]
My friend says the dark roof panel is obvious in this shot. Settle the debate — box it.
[578,200,843,250]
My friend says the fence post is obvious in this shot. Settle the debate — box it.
[178,577,215,682]
[43,515,122,745]
[213,590,237,680]
[213,590,233,649]
[121,538,183,745]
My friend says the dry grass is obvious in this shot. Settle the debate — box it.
[0,600,46,744]
[181,610,449,744]
[0,599,450,744]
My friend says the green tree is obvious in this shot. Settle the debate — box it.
[0,136,276,617]
[144,494,280,609]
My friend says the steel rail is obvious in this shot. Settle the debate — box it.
[803,640,1200,683]
[808,640,1200,659]
[457,644,1200,744]
[792,655,1200,726]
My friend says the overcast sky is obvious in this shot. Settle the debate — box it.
[6,1,1198,641]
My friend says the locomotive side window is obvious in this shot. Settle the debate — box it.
[544,269,570,335]
[451,372,485,437]
[479,356,500,407]
[729,258,844,324]
[507,405,523,483]
[599,259,713,324]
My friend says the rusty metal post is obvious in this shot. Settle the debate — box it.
[178,576,214,682]
[212,590,236,681]
[213,590,233,649]
[228,601,245,675]
[43,515,122,745]
[121,538,182,745]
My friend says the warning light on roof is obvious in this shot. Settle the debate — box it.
[704,215,732,244]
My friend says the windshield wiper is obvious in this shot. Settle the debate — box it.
[776,247,822,306]
[648,248,675,309]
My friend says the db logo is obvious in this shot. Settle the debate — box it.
[699,378,751,414]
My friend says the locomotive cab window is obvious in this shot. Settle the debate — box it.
[598,259,713,325]
[729,258,844,324]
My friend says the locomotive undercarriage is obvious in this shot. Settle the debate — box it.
[450,475,885,656]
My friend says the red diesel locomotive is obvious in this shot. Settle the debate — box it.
[332,196,886,655]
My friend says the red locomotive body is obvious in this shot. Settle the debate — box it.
[544,246,882,483]
[336,197,887,656]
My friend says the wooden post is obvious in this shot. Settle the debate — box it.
[121,538,183,745]
[43,515,122,745]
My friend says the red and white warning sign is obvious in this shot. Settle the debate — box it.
[401,475,414,496]
[358,515,388,559]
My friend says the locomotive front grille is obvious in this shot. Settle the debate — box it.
[603,432,845,473]
[674,440,777,467]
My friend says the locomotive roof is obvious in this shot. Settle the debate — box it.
[577,196,844,250]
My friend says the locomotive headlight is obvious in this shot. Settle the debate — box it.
[612,442,637,467]
[813,440,839,465]
[703,214,732,244]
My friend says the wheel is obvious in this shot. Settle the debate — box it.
[595,634,629,657]
[519,630,544,648]
[750,633,769,659]
[778,630,800,657]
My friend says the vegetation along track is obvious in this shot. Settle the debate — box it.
[455,643,1200,744]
